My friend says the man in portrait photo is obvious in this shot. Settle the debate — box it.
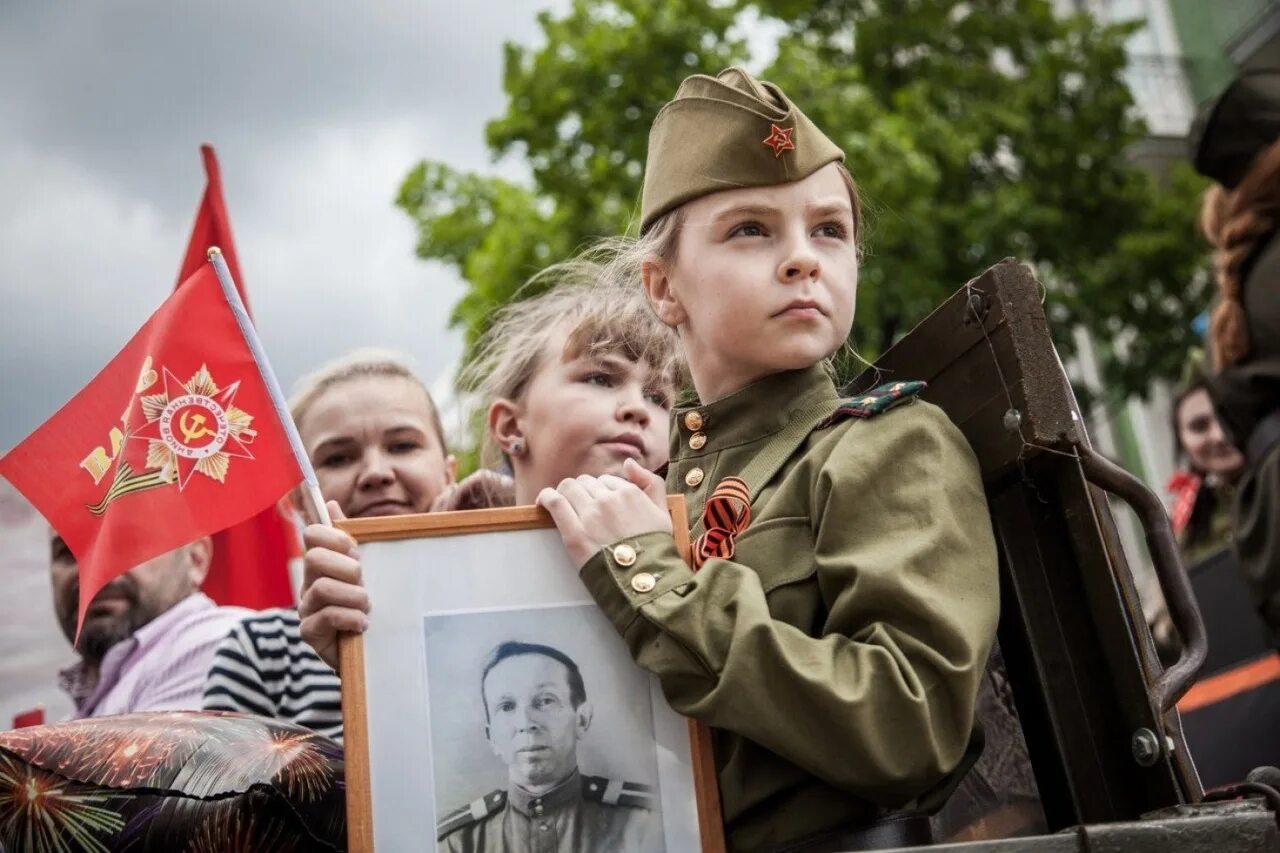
[436,640,661,852]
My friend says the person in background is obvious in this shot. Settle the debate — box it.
[1147,367,1249,658]
[50,533,246,718]
[1167,370,1246,565]
[1165,375,1280,789]
[202,349,491,741]
[1192,69,1280,647]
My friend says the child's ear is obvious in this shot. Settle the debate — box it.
[487,398,525,457]
[642,257,687,327]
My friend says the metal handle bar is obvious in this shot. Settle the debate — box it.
[1077,445,1208,711]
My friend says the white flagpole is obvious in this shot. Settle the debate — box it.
[206,246,332,527]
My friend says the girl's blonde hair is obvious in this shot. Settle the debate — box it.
[289,348,447,450]
[1200,138,1280,369]
[460,261,685,465]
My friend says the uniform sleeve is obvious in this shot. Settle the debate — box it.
[201,621,276,717]
[577,405,999,806]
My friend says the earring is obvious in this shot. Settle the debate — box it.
[509,439,526,457]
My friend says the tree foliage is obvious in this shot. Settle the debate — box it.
[397,0,1210,397]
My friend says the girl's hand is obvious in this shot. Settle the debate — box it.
[537,458,672,569]
[298,500,370,670]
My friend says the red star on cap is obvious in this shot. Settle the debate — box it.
[762,124,796,158]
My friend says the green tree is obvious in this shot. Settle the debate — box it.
[398,0,1209,398]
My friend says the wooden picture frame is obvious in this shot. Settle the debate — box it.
[337,496,725,852]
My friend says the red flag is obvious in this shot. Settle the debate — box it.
[12,707,44,729]
[0,264,304,637]
[179,146,247,305]
[178,145,298,609]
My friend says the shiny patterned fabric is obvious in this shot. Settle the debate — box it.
[0,711,345,852]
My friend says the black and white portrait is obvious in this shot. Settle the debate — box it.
[424,604,664,852]
[352,522,705,852]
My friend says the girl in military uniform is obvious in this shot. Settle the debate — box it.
[536,67,999,852]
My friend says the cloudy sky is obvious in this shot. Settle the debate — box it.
[0,1,570,452]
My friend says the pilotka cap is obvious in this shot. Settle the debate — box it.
[640,67,845,232]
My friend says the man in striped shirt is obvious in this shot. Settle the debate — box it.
[50,533,248,718]
[201,608,344,742]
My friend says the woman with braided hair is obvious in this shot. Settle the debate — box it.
[1193,69,1280,648]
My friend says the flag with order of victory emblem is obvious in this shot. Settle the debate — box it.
[0,261,305,638]
[177,144,300,610]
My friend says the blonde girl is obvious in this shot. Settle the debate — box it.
[535,68,999,852]
[297,271,681,669]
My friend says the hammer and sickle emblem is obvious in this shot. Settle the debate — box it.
[179,410,217,444]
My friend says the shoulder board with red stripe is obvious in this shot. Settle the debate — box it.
[818,380,927,428]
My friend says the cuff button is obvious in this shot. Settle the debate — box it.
[612,543,637,567]
[631,572,657,593]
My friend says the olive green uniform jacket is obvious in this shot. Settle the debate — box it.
[579,366,1000,852]
[437,770,657,853]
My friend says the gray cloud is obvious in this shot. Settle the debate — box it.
[0,0,563,450]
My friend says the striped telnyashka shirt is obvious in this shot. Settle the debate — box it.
[202,608,344,743]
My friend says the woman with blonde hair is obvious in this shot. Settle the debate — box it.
[204,348,470,740]
[1193,69,1280,647]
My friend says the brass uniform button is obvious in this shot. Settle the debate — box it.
[689,432,707,450]
[685,468,704,487]
[684,411,704,431]
[631,572,657,593]
[612,543,637,567]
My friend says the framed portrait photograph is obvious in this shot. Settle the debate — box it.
[337,498,725,853]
